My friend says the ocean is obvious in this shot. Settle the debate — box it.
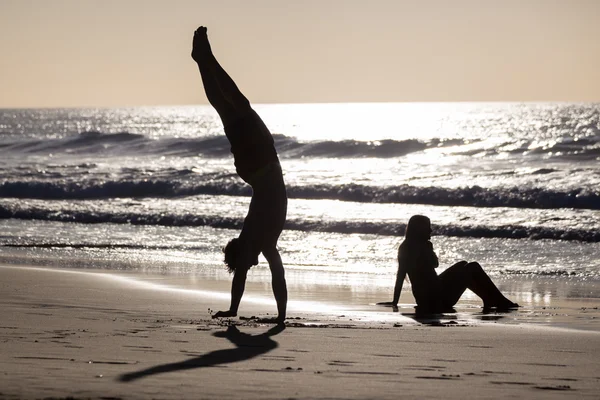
[1,102,599,327]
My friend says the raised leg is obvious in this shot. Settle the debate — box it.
[439,261,518,309]
[192,27,251,126]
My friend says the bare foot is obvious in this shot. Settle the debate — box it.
[498,300,520,310]
[483,300,520,311]
[191,26,211,62]
[212,310,237,319]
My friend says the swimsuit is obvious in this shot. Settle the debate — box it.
[224,110,287,265]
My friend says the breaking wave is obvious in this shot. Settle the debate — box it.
[1,179,599,210]
[0,205,598,242]
[0,131,466,159]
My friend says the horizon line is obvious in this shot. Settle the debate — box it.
[2,100,599,110]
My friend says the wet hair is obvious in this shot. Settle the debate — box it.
[223,238,240,273]
[405,215,431,241]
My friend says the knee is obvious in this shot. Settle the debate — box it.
[465,262,483,273]
[263,247,280,262]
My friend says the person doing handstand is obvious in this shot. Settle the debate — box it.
[192,27,288,323]
[391,215,519,313]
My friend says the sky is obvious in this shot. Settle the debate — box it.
[1,0,599,108]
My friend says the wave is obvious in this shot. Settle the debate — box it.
[0,130,472,159]
[287,184,600,210]
[0,206,598,242]
[0,180,187,200]
[0,131,146,153]
[1,179,599,210]
[276,137,467,158]
[3,128,599,161]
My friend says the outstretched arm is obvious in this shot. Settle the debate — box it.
[212,268,247,319]
[191,26,251,125]
[392,263,407,308]
[393,245,417,308]
[229,268,248,314]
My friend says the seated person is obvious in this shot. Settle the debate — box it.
[391,215,519,313]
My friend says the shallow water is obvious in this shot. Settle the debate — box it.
[2,224,599,332]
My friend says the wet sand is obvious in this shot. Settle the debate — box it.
[1,264,599,399]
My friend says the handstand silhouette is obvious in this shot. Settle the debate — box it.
[192,27,287,323]
[118,324,284,382]
[390,215,519,313]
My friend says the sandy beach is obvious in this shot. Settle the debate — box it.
[2,1,600,398]
[1,264,599,399]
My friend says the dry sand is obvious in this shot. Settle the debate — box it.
[1,264,599,399]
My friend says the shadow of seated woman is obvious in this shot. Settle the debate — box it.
[377,301,457,326]
[403,305,458,326]
[118,324,285,382]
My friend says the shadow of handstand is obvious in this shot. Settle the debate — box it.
[118,323,285,382]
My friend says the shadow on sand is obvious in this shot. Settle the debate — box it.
[118,323,285,382]
[401,308,457,326]
[378,301,514,325]
[404,308,513,326]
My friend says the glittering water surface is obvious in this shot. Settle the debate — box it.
[1,103,600,328]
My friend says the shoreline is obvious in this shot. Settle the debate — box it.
[2,263,600,399]
[2,263,600,332]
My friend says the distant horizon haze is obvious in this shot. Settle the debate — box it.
[1,0,599,108]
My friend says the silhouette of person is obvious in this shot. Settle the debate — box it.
[391,215,519,313]
[119,324,284,382]
[192,27,287,323]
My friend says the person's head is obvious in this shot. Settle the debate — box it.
[405,215,432,241]
[223,238,240,273]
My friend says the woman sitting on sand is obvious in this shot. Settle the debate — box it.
[391,215,519,312]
